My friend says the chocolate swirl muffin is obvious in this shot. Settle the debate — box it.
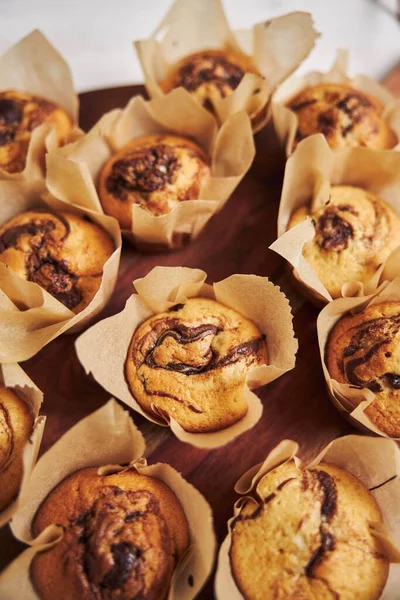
[287,186,400,298]
[0,90,72,174]
[327,301,400,437]
[0,209,114,313]
[30,467,190,600]
[0,385,33,512]
[98,134,210,229]
[287,83,396,150]
[125,298,268,432]
[160,49,259,110]
[230,460,388,599]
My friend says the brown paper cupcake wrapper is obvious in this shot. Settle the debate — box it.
[272,50,400,156]
[270,134,400,305]
[134,0,319,133]
[0,399,216,600]
[0,30,81,182]
[48,89,255,249]
[317,277,400,439]
[0,174,122,363]
[0,362,44,528]
[75,266,298,448]
[215,435,400,599]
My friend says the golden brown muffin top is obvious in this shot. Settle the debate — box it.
[31,467,190,600]
[0,90,72,173]
[160,49,259,108]
[327,301,400,436]
[125,297,268,433]
[0,385,34,511]
[99,134,210,229]
[287,83,396,150]
[0,209,114,313]
[230,460,388,600]
[288,186,400,298]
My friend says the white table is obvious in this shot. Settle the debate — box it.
[0,0,399,92]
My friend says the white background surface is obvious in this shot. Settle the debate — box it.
[0,0,399,92]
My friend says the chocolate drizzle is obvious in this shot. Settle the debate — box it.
[0,213,83,310]
[340,313,400,391]
[106,145,180,200]
[175,53,246,99]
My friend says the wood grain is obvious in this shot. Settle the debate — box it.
[0,69,399,598]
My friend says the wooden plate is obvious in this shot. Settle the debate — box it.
[0,77,399,598]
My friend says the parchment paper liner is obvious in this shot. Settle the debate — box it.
[75,266,298,449]
[134,0,319,133]
[0,169,122,363]
[48,88,256,250]
[272,50,400,156]
[270,134,400,305]
[0,362,44,528]
[0,29,81,182]
[215,435,400,599]
[317,277,400,439]
[0,399,216,600]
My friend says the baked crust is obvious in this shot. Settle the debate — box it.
[0,385,33,511]
[326,301,400,436]
[160,49,259,109]
[0,209,114,313]
[287,186,400,298]
[98,134,210,229]
[287,83,396,150]
[31,467,190,600]
[230,461,389,599]
[125,297,268,432]
[0,90,72,173]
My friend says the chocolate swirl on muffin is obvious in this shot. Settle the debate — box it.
[0,386,33,512]
[0,209,114,313]
[98,134,210,229]
[230,461,388,599]
[30,467,190,600]
[288,186,400,298]
[287,83,396,150]
[327,301,400,437]
[160,49,259,110]
[0,90,72,173]
[125,298,268,433]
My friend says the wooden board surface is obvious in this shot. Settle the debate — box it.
[1,71,399,598]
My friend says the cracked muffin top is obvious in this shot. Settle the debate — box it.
[230,460,388,600]
[327,301,400,437]
[30,467,190,600]
[0,209,114,313]
[287,186,400,298]
[160,49,259,110]
[98,134,210,229]
[287,83,396,150]
[0,90,72,174]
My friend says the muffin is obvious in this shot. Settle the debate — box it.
[30,466,190,600]
[0,90,72,174]
[287,185,400,298]
[230,460,389,599]
[326,301,400,437]
[0,209,114,313]
[0,385,33,512]
[98,134,210,229]
[287,83,396,150]
[160,49,259,110]
[125,297,268,433]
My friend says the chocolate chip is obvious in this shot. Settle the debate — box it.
[101,542,141,590]
[385,373,400,389]
[0,99,22,125]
